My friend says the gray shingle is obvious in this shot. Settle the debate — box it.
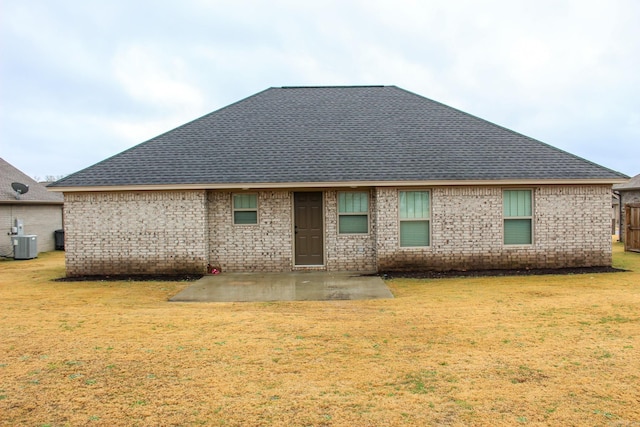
[613,173,640,191]
[49,86,627,188]
[1,158,64,203]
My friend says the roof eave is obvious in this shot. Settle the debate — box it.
[48,178,628,192]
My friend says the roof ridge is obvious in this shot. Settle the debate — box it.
[280,85,387,89]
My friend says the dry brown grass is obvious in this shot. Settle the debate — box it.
[1,243,639,426]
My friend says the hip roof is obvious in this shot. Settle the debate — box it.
[49,86,627,190]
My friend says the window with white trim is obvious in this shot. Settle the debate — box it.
[338,191,369,234]
[399,190,430,247]
[233,193,258,225]
[503,189,532,245]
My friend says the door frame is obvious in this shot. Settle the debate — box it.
[292,191,326,267]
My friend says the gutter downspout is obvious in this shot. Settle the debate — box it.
[614,190,622,243]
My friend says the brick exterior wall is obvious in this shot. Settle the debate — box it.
[534,185,611,267]
[0,204,63,257]
[376,185,612,271]
[207,190,378,272]
[324,190,377,271]
[63,191,207,276]
[63,185,613,276]
[208,190,293,272]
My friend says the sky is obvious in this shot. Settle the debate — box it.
[1,0,638,181]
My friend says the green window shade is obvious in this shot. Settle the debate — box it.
[399,191,431,247]
[503,190,532,244]
[504,219,532,245]
[399,191,430,219]
[233,194,258,224]
[400,221,430,247]
[338,192,368,213]
[234,211,258,225]
[503,190,531,216]
[234,194,257,209]
[338,192,369,234]
[339,215,368,234]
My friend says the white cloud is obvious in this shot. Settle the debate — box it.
[112,45,205,111]
[104,116,189,146]
[1,0,638,178]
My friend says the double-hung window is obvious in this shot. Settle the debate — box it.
[233,193,258,225]
[399,191,430,247]
[503,189,532,245]
[338,191,369,234]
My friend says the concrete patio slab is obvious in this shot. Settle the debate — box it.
[169,271,393,302]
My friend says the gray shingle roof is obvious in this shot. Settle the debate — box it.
[0,158,63,203]
[613,173,640,191]
[49,86,627,188]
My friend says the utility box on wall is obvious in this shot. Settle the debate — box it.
[12,235,38,260]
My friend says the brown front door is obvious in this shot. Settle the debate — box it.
[294,192,324,265]
[625,203,640,253]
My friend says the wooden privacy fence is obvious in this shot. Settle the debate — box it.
[625,203,640,252]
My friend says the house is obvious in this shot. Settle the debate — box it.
[1,158,64,257]
[613,173,640,251]
[47,86,628,277]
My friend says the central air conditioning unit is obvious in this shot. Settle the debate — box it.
[12,235,38,260]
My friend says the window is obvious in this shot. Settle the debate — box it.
[338,191,369,234]
[399,191,430,247]
[233,193,258,225]
[503,189,532,245]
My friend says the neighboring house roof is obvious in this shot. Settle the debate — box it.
[49,86,627,191]
[613,173,640,191]
[0,158,63,204]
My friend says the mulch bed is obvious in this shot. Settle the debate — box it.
[377,266,625,279]
[54,274,203,282]
[53,267,627,282]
